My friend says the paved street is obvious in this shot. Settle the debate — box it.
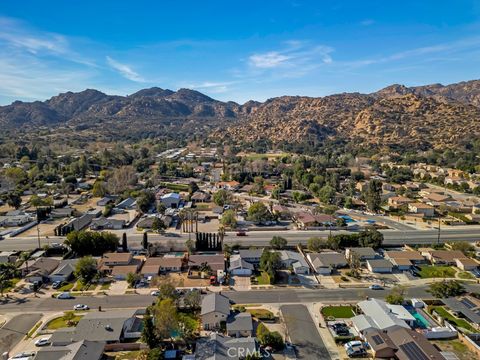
[0,313,42,355]
[2,227,480,251]
[281,304,330,359]
[2,284,479,313]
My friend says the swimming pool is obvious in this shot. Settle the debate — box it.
[406,306,430,329]
[339,215,356,223]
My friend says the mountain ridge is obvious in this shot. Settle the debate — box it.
[1,79,480,149]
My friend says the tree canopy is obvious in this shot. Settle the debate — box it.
[65,231,119,256]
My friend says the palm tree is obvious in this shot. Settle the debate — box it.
[20,252,30,274]
[199,262,212,276]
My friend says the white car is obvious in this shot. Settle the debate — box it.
[150,290,160,296]
[369,284,383,290]
[57,292,73,299]
[34,338,50,347]
[73,304,89,310]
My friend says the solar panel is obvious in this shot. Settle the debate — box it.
[371,335,384,345]
[399,342,430,360]
[461,298,476,309]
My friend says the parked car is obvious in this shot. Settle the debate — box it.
[332,323,350,336]
[73,304,89,310]
[471,269,480,278]
[34,338,51,347]
[52,281,63,289]
[9,352,35,359]
[369,284,383,290]
[150,290,160,296]
[57,292,73,299]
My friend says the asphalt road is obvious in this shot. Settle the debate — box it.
[281,304,330,359]
[2,227,480,251]
[3,284,479,313]
[0,313,42,354]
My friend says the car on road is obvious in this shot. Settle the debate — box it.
[57,292,73,299]
[369,284,383,290]
[150,290,160,296]
[34,338,51,347]
[236,230,247,236]
[73,304,89,310]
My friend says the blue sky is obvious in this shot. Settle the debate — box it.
[0,0,479,104]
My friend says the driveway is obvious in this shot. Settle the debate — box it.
[281,304,330,360]
[108,281,128,295]
[0,313,42,355]
[232,276,251,291]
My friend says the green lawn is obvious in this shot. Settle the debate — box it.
[45,314,83,330]
[72,281,96,291]
[418,265,456,278]
[430,306,476,332]
[3,278,20,293]
[458,271,475,280]
[58,282,74,291]
[256,272,271,285]
[247,308,275,320]
[321,306,355,319]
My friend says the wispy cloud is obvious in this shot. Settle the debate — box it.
[182,81,237,94]
[106,56,145,82]
[345,36,480,68]
[248,41,333,71]
[360,19,375,26]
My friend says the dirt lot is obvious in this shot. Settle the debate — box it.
[20,219,64,237]
[71,196,102,213]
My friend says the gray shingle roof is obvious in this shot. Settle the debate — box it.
[201,293,230,316]
[226,312,253,332]
[195,334,258,360]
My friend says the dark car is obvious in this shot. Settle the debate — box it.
[52,281,64,289]
[236,230,247,236]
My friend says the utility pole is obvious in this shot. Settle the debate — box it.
[437,217,441,245]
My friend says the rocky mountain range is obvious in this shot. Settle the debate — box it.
[1,80,480,149]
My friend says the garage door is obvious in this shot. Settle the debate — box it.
[232,269,252,276]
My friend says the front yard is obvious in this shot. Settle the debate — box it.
[255,272,271,285]
[45,312,83,330]
[321,306,356,319]
[418,265,456,278]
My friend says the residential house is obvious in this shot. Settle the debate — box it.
[293,211,335,229]
[111,265,140,280]
[200,293,231,330]
[142,256,183,276]
[97,196,117,207]
[188,254,225,273]
[49,259,78,283]
[422,250,467,265]
[279,250,310,274]
[367,259,394,273]
[307,252,347,275]
[98,252,141,279]
[0,251,19,264]
[50,207,74,219]
[33,340,105,360]
[115,197,136,211]
[136,215,172,229]
[90,217,125,230]
[21,257,60,283]
[161,192,181,208]
[455,258,479,271]
[229,254,254,276]
[226,312,254,338]
[364,326,445,360]
[385,250,426,271]
[442,297,480,326]
[272,204,291,220]
[351,298,414,334]
[237,249,264,266]
[422,192,451,203]
[50,309,140,345]
[408,203,434,217]
[191,191,211,203]
[387,196,414,209]
[195,333,259,360]
[215,181,240,191]
[345,247,377,262]
[0,211,33,227]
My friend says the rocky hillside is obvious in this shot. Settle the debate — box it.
[1,80,480,149]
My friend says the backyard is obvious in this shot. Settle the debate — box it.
[432,339,477,360]
[321,306,356,319]
[418,266,456,278]
[429,306,476,332]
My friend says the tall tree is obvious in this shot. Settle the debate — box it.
[74,256,98,283]
[364,179,382,212]
[122,233,128,252]
[270,236,287,250]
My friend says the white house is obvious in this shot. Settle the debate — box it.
[366,259,393,273]
[279,250,310,274]
[161,192,181,208]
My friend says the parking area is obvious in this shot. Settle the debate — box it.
[281,304,331,359]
